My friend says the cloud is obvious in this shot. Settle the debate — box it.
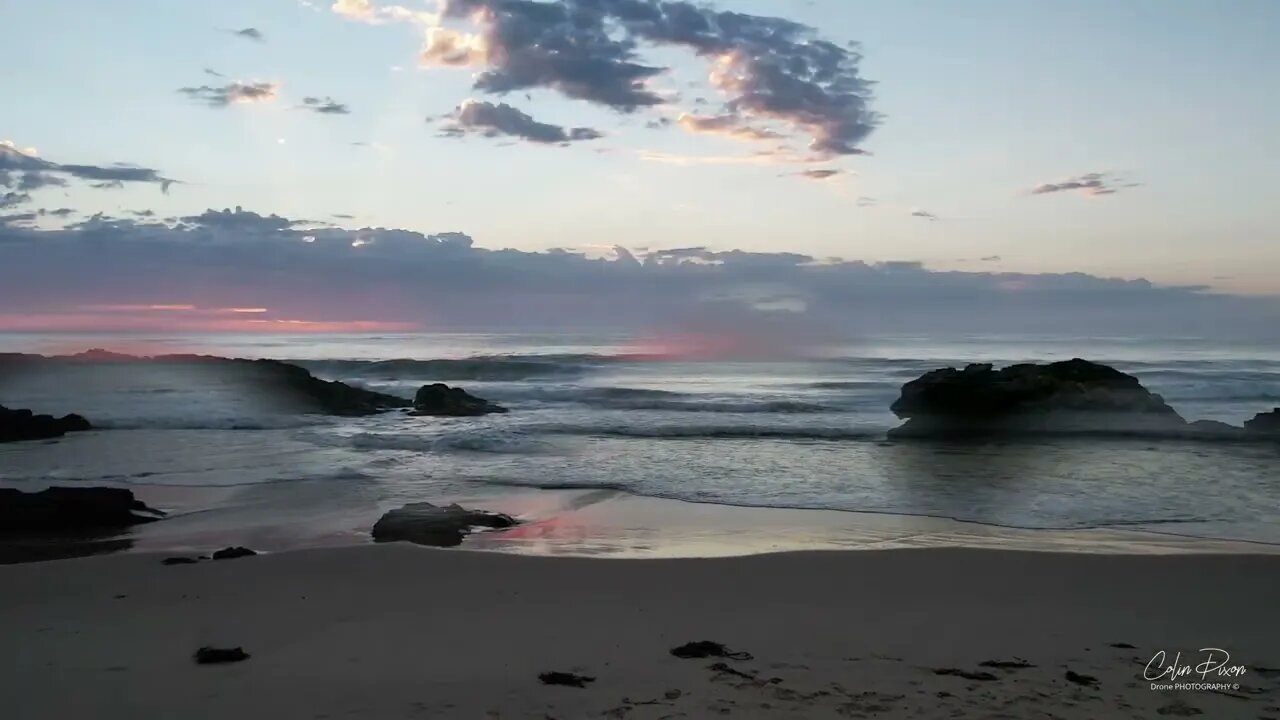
[676,113,783,142]
[230,27,265,41]
[980,255,1001,262]
[1031,172,1138,197]
[0,212,38,226]
[331,0,434,24]
[1,141,175,202]
[300,96,352,114]
[341,0,879,155]
[856,196,876,207]
[421,26,489,66]
[1,191,31,209]
[439,100,604,144]
[1,207,1276,337]
[793,169,842,181]
[180,206,293,233]
[639,146,821,167]
[178,81,280,108]
[910,209,938,221]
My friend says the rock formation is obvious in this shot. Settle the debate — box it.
[0,351,411,416]
[411,383,508,416]
[1245,408,1280,436]
[0,405,92,443]
[0,487,163,533]
[371,502,517,547]
[888,359,1189,438]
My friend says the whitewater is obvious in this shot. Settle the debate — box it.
[2,332,1279,547]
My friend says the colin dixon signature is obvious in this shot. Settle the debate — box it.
[1144,648,1248,682]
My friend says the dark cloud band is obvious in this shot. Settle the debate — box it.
[439,100,603,144]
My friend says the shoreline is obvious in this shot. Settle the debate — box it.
[6,487,1279,565]
[4,544,1278,718]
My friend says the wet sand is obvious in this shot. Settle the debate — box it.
[87,487,1280,559]
[3,545,1278,719]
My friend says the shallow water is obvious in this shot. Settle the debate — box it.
[1,332,1278,548]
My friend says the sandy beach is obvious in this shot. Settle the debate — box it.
[3,545,1278,719]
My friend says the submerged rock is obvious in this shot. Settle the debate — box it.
[371,502,517,548]
[0,405,92,443]
[0,487,162,534]
[0,351,411,417]
[538,671,595,688]
[410,383,508,417]
[1184,419,1246,438]
[888,359,1189,439]
[1245,408,1280,436]
[211,546,257,560]
[670,641,754,661]
[1064,669,1100,687]
[193,646,250,664]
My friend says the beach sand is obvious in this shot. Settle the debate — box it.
[3,545,1278,719]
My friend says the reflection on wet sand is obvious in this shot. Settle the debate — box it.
[0,534,134,564]
[459,489,1280,558]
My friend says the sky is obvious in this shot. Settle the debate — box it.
[2,0,1279,337]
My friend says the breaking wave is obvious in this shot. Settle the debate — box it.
[343,428,554,454]
[539,423,885,441]
[296,354,626,382]
[471,385,835,413]
[92,415,333,430]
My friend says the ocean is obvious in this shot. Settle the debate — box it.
[2,332,1279,550]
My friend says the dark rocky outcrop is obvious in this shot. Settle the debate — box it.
[0,405,92,443]
[371,502,517,548]
[0,351,411,417]
[670,641,754,661]
[240,358,410,416]
[1184,419,1245,438]
[194,646,250,664]
[410,383,508,417]
[889,359,1190,438]
[211,546,257,560]
[1245,408,1280,436]
[887,358,1280,441]
[538,671,595,688]
[0,487,163,534]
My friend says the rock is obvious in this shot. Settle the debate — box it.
[410,383,508,417]
[162,557,199,566]
[211,546,257,560]
[538,671,595,688]
[932,668,999,681]
[193,646,250,664]
[0,352,411,417]
[1183,419,1245,438]
[978,658,1035,669]
[371,502,517,548]
[670,641,754,661]
[888,359,1188,438]
[0,487,163,534]
[0,405,93,443]
[241,358,410,416]
[1244,408,1280,435]
[1064,670,1099,687]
